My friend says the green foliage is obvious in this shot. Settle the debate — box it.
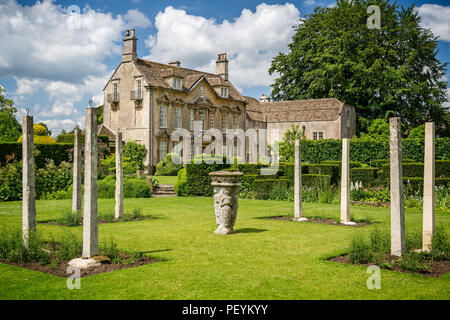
[360,119,390,140]
[101,154,140,176]
[252,179,289,200]
[155,153,183,176]
[0,111,21,142]
[124,141,147,171]
[55,133,109,145]
[97,176,151,198]
[100,238,120,264]
[56,211,82,227]
[278,124,305,162]
[0,86,15,113]
[0,142,72,168]
[408,124,425,140]
[54,231,82,260]
[174,168,188,196]
[307,163,340,185]
[431,225,450,260]
[269,0,449,135]
[349,228,390,264]
[0,230,50,264]
[350,167,378,186]
[0,161,22,201]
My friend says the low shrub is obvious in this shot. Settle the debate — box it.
[253,179,289,200]
[155,153,183,176]
[56,210,82,227]
[97,176,151,198]
[350,167,378,187]
[0,230,50,264]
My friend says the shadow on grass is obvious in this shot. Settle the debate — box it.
[235,228,268,234]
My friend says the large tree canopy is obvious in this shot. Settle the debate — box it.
[269,0,449,136]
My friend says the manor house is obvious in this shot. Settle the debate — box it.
[101,30,356,168]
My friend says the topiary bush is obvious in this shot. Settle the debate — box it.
[155,153,183,176]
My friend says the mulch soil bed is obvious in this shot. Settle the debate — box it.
[38,216,158,227]
[264,216,372,227]
[0,255,159,277]
[329,254,450,277]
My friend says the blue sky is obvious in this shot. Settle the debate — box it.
[0,0,449,135]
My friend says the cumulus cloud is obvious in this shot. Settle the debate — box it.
[124,9,151,28]
[145,4,300,88]
[417,4,450,42]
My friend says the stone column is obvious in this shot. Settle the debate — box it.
[22,115,36,244]
[422,122,435,251]
[82,107,98,258]
[340,138,355,225]
[209,171,243,234]
[115,130,124,219]
[389,117,405,257]
[72,128,82,215]
[294,139,307,221]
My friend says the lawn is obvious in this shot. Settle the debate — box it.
[0,197,448,300]
[153,175,177,185]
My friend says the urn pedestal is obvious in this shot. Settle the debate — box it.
[209,171,243,235]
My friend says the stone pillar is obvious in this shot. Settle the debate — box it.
[22,115,36,244]
[209,171,243,234]
[422,122,435,251]
[294,139,307,221]
[389,117,405,257]
[340,138,355,225]
[82,107,98,258]
[115,130,124,219]
[72,128,82,214]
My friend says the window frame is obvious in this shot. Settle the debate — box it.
[174,107,182,129]
[220,86,229,98]
[159,105,168,128]
[159,140,167,161]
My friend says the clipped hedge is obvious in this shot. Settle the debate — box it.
[350,167,378,186]
[174,168,188,196]
[56,134,110,145]
[322,160,363,168]
[97,176,151,198]
[290,138,449,165]
[253,179,289,200]
[185,156,231,196]
[307,163,340,185]
[155,153,183,176]
[0,142,73,168]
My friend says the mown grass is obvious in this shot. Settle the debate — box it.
[152,175,177,185]
[0,197,448,300]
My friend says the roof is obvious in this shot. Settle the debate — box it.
[97,124,116,140]
[134,59,245,102]
[243,97,346,122]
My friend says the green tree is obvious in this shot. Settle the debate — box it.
[124,141,147,170]
[0,87,21,142]
[360,118,389,140]
[269,0,449,136]
[278,124,304,162]
[408,124,425,140]
[96,105,104,125]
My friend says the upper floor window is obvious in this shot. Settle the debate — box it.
[189,109,194,131]
[113,83,118,101]
[174,107,182,129]
[136,79,142,99]
[220,87,228,98]
[159,105,168,128]
[172,77,182,90]
[222,113,228,131]
[200,86,205,98]
[210,112,215,129]
[199,110,206,131]
[233,114,239,129]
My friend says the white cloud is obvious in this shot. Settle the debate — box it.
[417,4,450,42]
[124,9,151,28]
[40,118,82,134]
[145,4,300,88]
[303,0,317,6]
[14,77,42,95]
[444,88,450,110]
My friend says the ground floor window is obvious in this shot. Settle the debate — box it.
[313,131,324,140]
[159,140,167,161]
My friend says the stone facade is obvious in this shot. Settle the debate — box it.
[103,30,356,168]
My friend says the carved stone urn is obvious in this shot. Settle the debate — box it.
[209,171,243,235]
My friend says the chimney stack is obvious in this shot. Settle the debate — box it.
[122,29,137,62]
[169,60,181,67]
[260,93,270,103]
[216,53,228,81]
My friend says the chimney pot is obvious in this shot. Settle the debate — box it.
[259,93,270,103]
[131,29,135,36]
[169,60,181,67]
[126,30,130,37]
[216,52,229,81]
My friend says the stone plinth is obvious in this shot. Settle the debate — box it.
[209,171,243,235]
[22,115,36,244]
[422,122,435,251]
[389,117,405,257]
